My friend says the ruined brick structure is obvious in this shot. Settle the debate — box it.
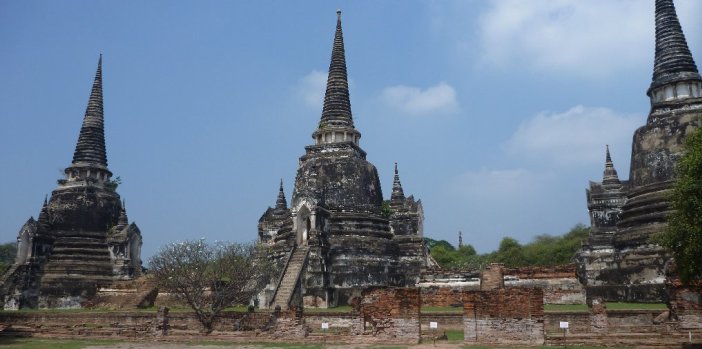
[464,288,545,345]
[575,0,702,302]
[0,56,143,309]
[258,11,428,309]
[351,288,421,343]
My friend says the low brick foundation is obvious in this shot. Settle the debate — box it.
[351,287,421,343]
[463,287,545,345]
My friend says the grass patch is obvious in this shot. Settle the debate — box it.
[606,302,667,310]
[302,305,353,313]
[244,343,324,349]
[0,338,121,349]
[544,304,588,312]
[421,306,463,313]
[544,303,667,312]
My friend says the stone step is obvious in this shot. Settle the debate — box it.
[54,240,108,248]
[51,247,110,256]
[43,264,113,274]
[48,255,113,263]
[53,230,107,238]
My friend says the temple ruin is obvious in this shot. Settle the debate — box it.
[257,11,430,309]
[575,0,702,302]
[0,56,143,309]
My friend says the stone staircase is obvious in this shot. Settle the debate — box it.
[270,245,309,310]
[40,231,114,291]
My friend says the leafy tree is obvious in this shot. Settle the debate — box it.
[427,224,590,269]
[424,237,455,251]
[149,240,275,334]
[657,128,702,283]
[0,242,16,272]
[495,237,524,267]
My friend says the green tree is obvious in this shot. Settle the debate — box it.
[149,240,275,333]
[424,237,455,251]
[494,237,524,267]
[0,242,16,272]
[657,128,702,283]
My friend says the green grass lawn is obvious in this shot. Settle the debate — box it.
[0,338,121,349]
[302,305,353,313]
[420,306,463,313]
[605,302,667,310]
[544,303,667,312]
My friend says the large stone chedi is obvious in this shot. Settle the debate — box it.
[576,0,702,302]
[0,57,143,309]
[258,12,428,308]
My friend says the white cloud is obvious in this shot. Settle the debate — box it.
[505,105,642,166]
[295,70,327,108]
[477,0,702,77]
[381,82,459,115]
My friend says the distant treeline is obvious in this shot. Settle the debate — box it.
[425,224,590,269]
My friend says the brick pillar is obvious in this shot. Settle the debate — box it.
[480,263,504,290]
[154,306,169,336]
[590,297,607,334]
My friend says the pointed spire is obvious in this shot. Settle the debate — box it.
[72,54,108,168]
[117,203,129,230]
[37,197,50,229]
[319,10,353,129]
[602,145,621,188]
[391,162,405,203]
[275,179,287,210]
[648,0,701,94]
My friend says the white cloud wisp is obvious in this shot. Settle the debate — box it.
[381,82,459,115]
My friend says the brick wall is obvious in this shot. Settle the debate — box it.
[463,288,545,345]
[480,263,504,290]
[667,277,702,329]
[504,264,577,279]
[351,287,421,343]
[420,287,464,307]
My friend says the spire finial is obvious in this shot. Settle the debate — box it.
[606,144,612,163]
[602,145,621,187]
[319,10,353,129]
[72,55,108,168]
[275,179,287,210]
[43,195,48,206]
[337,9,341,18]
[458,231,463,248]
[391,162,405,203]
[648,0,701,97]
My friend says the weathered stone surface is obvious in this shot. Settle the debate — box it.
[463,288,545,345]
[0,57,143,309]
[577,0,702,302]
[257,12,428,309]
[351,287,421,343]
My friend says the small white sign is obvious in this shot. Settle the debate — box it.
[559,321,569,329]
[321,322,329,330]
[429,321,438,329]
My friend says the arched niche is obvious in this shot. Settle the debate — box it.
[296,205,312,246]
[16,229,33,265]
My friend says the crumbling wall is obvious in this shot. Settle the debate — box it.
[351,287,420,343]
[420,287,464,308]
[464,287,544,345]
[667,277,702,329]
[504,264,586,304]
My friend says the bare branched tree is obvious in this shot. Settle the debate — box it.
[149,240,275,334]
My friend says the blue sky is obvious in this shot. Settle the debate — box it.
[1,1,701,261]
